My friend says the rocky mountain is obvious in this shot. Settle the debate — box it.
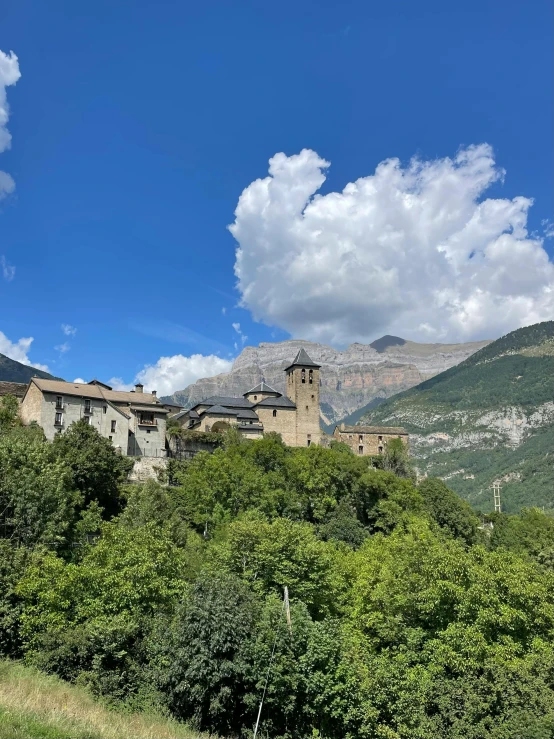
[359,321,554,513]
[0,353,58,384]
[165,335,491,426]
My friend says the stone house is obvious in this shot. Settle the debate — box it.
[176,349,322,447]
[333,423,408,456]
[20,378,168,457]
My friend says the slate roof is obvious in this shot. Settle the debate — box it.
[236,409,260,420]
[255,396,296,408]
[0,381,27,398]
[193,395,254,410]
[284,348,321,371]
[204,405,239,416]
[339,425,408,435]
[243,381,280,396]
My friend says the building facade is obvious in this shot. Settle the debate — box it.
[333,423,408,456]
[175,349,322,447]
[20,378,168,457]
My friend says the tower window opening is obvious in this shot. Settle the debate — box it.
[358,445,364,454]
[309,369,313,384]
[301,369,306,384]
[272,409,277,417]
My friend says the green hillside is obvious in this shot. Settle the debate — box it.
[359,321,554,513]
[0,661,201,739]
[0,353,58,383]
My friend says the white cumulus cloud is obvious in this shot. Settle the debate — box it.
[230,145,554,344]
[109,354,233,396]
[0,330,49,371]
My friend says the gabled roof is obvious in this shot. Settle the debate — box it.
[88,379,113,390]
[193,395,254,410]
[243,381,280,397]
[255,396,296,408]
[29,378,164,407]
[284,348,321,372]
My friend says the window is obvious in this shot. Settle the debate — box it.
[147,429,151,434]
[307,434,311,447]
[378,435,383,442]
[378,445,383,453]
[254,395,257,400]
[84,399,91,413]
[358,445,363,454]
[111,420,116,433]
[311,394,315,400]
[109,435,113,441]
[301,369,306,384]
[55,396,63,410]
[272,409,277,417]
[83,416,90,424]
[103,406,107,414]
[54,412,62,426]
[309,369,313,384]
[359,435,363,442]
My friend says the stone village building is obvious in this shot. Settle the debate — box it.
[333,423,408,456]
[12,348,408,458]
[175,348,323,447]
[20,378,168,457]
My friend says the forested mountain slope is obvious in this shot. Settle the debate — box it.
[0,352,57,383]
[359,321,554,513]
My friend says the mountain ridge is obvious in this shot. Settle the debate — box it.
[0,353,59,384]
[164,336,492,424]
[358,321,554,513]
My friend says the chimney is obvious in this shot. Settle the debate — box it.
[151,390,157,397]
[135,383,144,394]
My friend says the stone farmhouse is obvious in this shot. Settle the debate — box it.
[333,423,408,456]
[175,348,322,447]
[20,378,168,457]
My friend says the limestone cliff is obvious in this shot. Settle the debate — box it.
[166,336,491,426]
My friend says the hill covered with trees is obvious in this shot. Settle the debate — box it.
[0,352,58,383]
[2,394,554,738]
[360,321,554,513]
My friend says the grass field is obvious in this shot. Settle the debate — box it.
[0,660,203,739]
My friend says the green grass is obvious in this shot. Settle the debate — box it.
[0,660,203,739]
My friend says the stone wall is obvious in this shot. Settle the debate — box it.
[128,456,169,483]
[333,426,408,456]
[286,366,321,446]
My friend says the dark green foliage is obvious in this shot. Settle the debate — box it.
[0,353,58,383]
[1,414,554,738]
[0,394,20,432]
[0,426,79,548]
[52,420,133,517]
[419,477,480,543]
[152,574,258,735]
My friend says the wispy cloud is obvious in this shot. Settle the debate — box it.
[129,319,229,354]
[55,342,70,354]
[0,49,21,199]
[232,322,248,345]
[0,255,14,281]
[61,323,77,336]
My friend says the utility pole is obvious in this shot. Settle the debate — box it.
[492,480,501,513]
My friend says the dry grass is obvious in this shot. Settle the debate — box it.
[0,660,204,739]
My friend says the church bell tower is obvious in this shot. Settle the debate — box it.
[285,348,321,447]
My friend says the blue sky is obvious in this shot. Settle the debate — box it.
[0,0,552,394]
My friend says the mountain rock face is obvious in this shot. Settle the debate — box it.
[0,353,58,384]
[167,336,491,426]
[360,322,554,513]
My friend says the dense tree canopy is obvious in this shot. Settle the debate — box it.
[1,417,554,738]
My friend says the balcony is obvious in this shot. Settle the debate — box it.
[83,406,93,415]
[137,417,158,426]
[54,419,64,427]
